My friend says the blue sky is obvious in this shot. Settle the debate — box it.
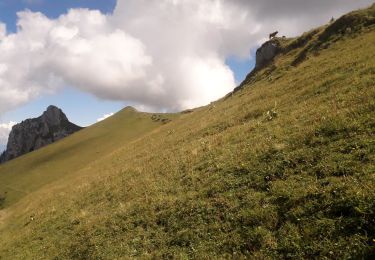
[0,0,253,128]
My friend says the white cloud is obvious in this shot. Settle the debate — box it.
[0,0,373,113]
[0,121,17,146]
[97,112,114,122]
[0,9,151,113]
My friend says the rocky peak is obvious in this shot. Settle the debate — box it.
[41,105,69,126]
[0,106,82,164]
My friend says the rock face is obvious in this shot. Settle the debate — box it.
[255,40,281,69]
[0,106,82,163]
[234,39,282,93]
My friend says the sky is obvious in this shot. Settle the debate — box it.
[0,0,373,150]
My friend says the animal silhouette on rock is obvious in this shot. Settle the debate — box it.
[269,31,278,39]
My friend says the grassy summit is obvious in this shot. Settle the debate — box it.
[0,4,374,259]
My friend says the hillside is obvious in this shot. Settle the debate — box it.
[0,4,374,259]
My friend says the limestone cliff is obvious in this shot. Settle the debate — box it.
[0,106,82,163]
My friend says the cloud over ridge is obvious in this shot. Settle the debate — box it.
[97,112,114,122]
[0,121,16,146]
[0,0,373,113]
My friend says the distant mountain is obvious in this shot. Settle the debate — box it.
[0,105,82,163]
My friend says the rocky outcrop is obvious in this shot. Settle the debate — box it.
[233,39,282,93]
[255,40,281,69]
[0,105,82,163]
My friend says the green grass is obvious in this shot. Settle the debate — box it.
[0,4,374,259]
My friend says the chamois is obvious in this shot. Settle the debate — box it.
[269,31,278,39]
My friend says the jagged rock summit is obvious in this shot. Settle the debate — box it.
[0,105,82,163]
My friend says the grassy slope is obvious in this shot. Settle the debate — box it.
[0,5,374,259]
[0,107,172,207]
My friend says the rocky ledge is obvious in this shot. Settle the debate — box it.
[255,39,282,69]
[233,38,282,93]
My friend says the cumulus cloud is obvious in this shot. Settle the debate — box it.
[0,0,373,113]
[97,112,114,122]
[0,121,16,146]
[0,9,152,113]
